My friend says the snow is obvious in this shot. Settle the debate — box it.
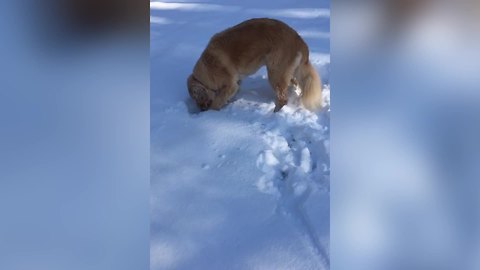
[150,1,330,269]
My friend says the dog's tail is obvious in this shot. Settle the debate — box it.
[298,61,322,111]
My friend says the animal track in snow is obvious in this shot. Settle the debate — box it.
[254,109,330,268]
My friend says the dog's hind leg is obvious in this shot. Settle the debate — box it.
[273,86,288,112]
[291,77,299,87]
[266,52,302,112]
[267,68,290,112]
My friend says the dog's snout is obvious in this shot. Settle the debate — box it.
[198,100,212,111]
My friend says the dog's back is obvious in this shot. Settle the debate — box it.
[207,18,309,74]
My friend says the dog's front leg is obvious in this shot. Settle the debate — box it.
[211,82,238,110]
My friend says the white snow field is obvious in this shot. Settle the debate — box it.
[150,1,330,269]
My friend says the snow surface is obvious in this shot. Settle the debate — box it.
[150,1,330,269]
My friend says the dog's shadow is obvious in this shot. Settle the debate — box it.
[232,76,276,104]
[185,98,201,114]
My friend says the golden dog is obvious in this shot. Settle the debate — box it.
[187,18,322,112]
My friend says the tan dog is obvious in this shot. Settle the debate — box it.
[187,18,322,112]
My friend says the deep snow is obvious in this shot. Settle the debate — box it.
[150,1,330,269]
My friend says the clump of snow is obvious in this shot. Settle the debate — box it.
[257,150,280,172]
[293,181,309,197]
[256,175,279,195]
[300,147,312,173]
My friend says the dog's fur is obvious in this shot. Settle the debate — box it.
[187,18,322,112]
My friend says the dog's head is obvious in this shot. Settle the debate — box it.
[187,74,216,111]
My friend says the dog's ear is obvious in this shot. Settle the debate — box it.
[187,74,212,110]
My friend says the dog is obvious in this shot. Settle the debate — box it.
[187,18,322,112]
